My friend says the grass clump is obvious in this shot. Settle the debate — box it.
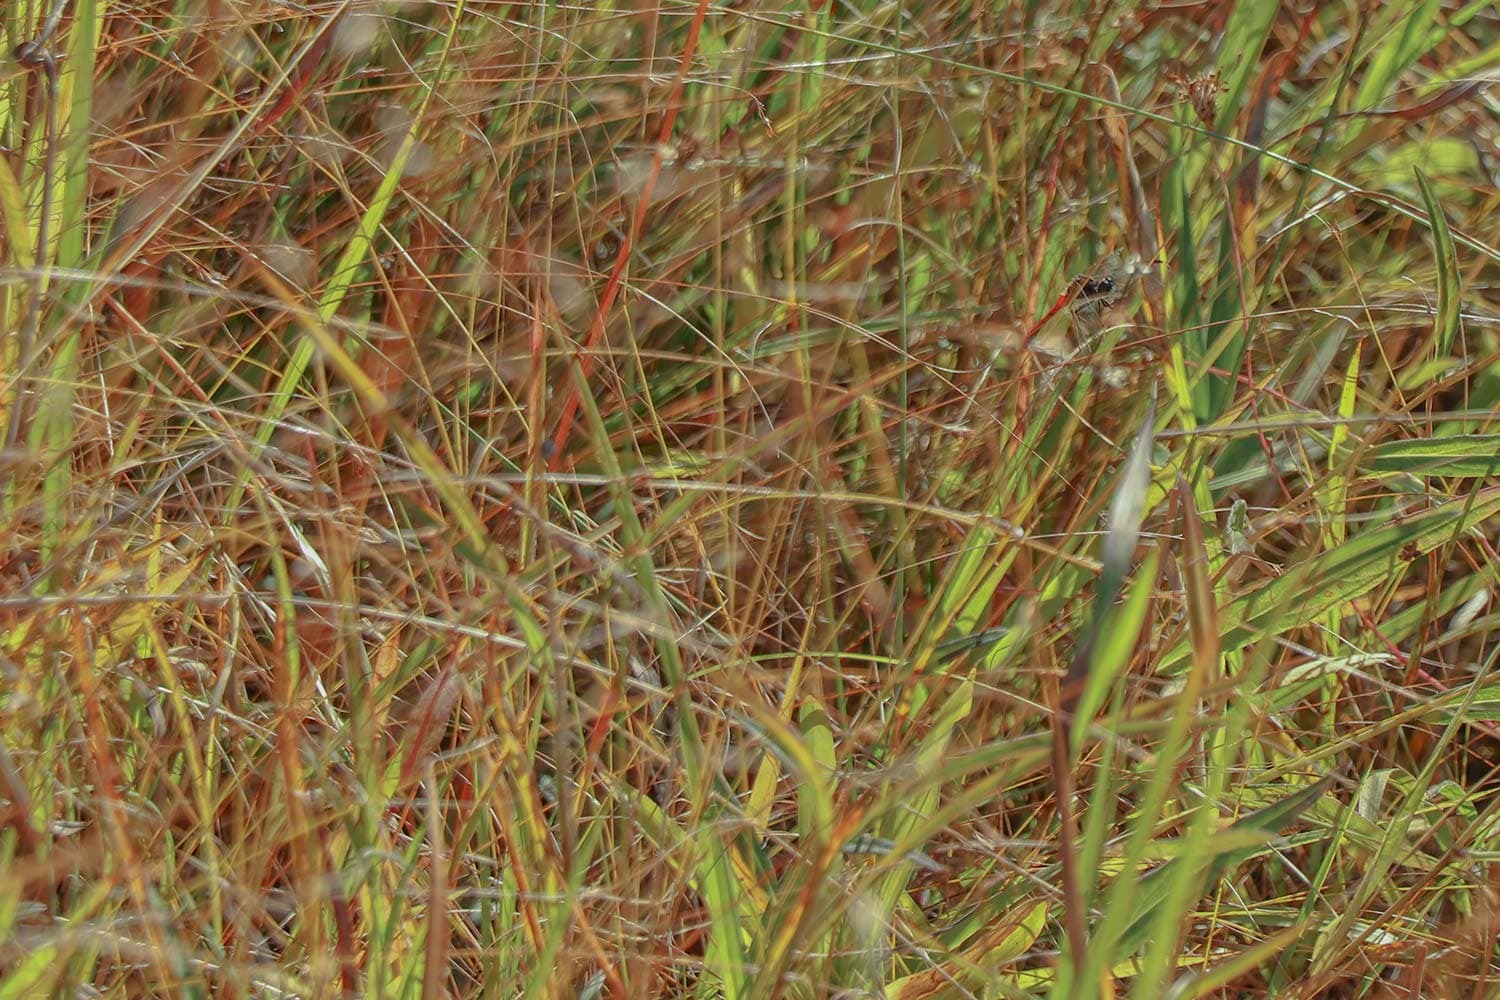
[2,1,1499,997]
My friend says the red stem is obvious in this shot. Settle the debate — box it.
[547,0,714,468]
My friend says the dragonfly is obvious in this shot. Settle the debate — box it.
[1025,251,1157,343]
[953,249,1160,427]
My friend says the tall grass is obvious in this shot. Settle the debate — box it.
[2,1,1498,997]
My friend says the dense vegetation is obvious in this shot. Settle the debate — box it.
[2,1,1498,996]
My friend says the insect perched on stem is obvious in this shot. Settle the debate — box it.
[1017,251,1162,390]
[1025,251,1155,343]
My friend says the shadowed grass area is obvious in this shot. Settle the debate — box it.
[2,1,1499,997]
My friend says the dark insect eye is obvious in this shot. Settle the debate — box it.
[1079,275,1116,298]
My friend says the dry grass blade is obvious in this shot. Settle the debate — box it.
[1,2,1498,998]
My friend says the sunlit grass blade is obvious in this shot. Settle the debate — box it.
[1362,433,1500,477]
[1413,166,1463,357]
[7,2,1499,996]
[1159,486,1500,675]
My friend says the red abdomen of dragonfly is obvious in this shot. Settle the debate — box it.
[1024,258,1133,341]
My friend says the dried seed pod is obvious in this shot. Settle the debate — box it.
[1164,59,1227,129]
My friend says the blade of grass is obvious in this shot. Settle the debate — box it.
[227,2,469,519]
[567,357,751,999]
[1413,166,1462,358]
[1159,485,1500,675]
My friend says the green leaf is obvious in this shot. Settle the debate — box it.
[1353,0,1444,114]
[1117,773,1337,957]
[1067,402,1158,747]
[876,674,974,911]
[1159,486,1500,674]
[1074,549,1161,751]
[1414,167,1462,356]
[1212,3,1279,133]
[1364,434,1500,478]
[1436,685,1500,722]
[886,900,1047,998]
[0,152,33,269]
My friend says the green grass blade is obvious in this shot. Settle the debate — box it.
[1413,167,1462,357]
[1363,433,1500,477]
[1160,486,1500,675]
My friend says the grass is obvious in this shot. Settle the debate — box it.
[2,0,1499,997]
